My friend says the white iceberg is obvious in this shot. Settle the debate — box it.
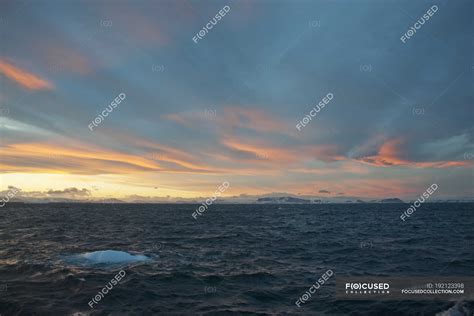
[64,250,150,266]
[80,250,149,263]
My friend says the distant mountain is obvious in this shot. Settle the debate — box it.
[256,196,311,204]
[175,200,198,204]
[97,198,125,203]
[378,198,404,203]
[426,199,474,203]
[7,193,473,204]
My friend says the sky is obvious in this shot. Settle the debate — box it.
[0,0,473,201]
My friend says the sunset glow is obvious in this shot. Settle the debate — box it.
[1,0,472,202]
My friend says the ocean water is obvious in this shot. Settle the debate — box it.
[0,203,473,315]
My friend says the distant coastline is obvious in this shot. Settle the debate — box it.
[4,197,474,205]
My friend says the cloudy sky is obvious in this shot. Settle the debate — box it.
[0,0,473,201]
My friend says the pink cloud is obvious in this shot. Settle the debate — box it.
[0,59,53,90]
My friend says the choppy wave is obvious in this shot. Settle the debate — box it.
[0,203,473,315]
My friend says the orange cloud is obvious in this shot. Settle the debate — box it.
[222,106,291,134]
[101,132,219,173]
[0,130,243,176]
[220,136,342,165]
[0,142,160,174]
[291,160,370,175]
[357,139,470,168]
[127,137,280,175]
[221,137,296,164]
[0,59,53,90]
[162,106,293,136]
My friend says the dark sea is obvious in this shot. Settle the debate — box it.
[0,203,473,316]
